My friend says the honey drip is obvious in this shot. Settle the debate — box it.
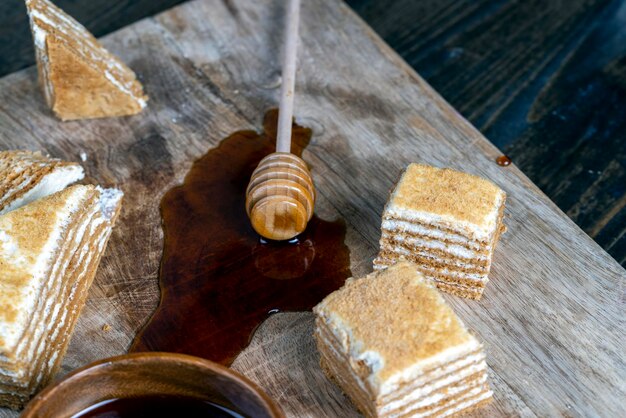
[131,110,351,365]
[496,155,512,166]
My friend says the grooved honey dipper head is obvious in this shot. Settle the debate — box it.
[246,152,315,241]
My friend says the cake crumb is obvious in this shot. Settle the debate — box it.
[80,152,87,162]
[102,324,112,332]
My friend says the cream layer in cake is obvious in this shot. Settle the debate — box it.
[380,234,490,262]
[0,151,84,215]
[375,253,488,284]
[317,322,488,399]
[376,246,489,275]
[380,220,486,251]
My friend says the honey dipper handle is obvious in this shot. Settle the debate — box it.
[276,0,301,154]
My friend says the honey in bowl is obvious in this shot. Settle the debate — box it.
[21,353,282,418]
[72,395,245,418]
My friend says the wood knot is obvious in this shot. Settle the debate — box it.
[246,152,315,240]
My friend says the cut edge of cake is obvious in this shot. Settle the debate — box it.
[0,150,84,215]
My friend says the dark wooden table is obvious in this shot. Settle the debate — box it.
[0,0,624,266]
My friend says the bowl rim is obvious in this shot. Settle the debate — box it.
[21,352,285,418]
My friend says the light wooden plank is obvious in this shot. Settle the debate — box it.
[0,0,623,416]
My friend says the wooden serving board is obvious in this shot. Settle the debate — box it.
[0,0,624,416]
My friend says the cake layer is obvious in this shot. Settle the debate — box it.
[382,373,488,417]
[373,255,488,289]
[392,382,491,418]
[380,233,490,263]
[381,219,486,252]
[378,238,489,273]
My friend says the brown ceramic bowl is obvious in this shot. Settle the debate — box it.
[21,352,284,418]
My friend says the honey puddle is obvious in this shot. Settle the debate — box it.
[131,110,351,365]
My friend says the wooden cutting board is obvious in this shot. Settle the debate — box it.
[0,0,624,416]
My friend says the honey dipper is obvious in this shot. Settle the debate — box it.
[246,0,315,241]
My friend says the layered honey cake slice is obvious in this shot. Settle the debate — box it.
[0,185,122,409]
[314,262,492,418]
[0,150,84,215]
[373,164,506,299]
[25,0,148,120]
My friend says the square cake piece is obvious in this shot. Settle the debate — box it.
[314,262,492,417]
[373,164,506,299]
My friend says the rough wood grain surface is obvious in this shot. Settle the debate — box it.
[2,0,625,266]
[0,0,623,416]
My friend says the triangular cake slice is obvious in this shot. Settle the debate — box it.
[0,150,84,215]
[25,0,148,120]
[0,184,122,409]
